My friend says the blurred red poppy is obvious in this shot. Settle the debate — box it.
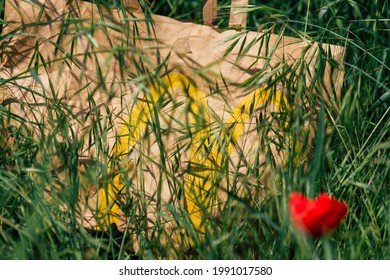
[289,192,348,237]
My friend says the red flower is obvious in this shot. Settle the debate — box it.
[289,192,348,237]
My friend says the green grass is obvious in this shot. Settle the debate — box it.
[0,0,389,259]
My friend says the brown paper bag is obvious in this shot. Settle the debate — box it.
[0,0,345,254]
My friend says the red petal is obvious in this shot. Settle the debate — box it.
[316,194,348,233]
[289,192,348,237]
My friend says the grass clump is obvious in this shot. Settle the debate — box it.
[0,0,389,259]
